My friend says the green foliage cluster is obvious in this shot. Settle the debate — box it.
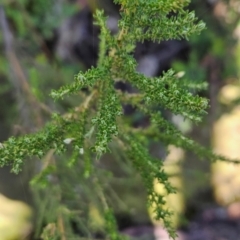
[1,0,237,239]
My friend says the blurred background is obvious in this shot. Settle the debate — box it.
[1,0,240,239]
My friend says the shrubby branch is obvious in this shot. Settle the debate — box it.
[1,1,238,239]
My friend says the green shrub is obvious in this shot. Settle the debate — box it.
[1,0,237,239]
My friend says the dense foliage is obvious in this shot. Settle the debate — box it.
[1,0,239,239]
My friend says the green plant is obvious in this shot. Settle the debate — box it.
[0,0,237,239]
[4,0,77,39]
